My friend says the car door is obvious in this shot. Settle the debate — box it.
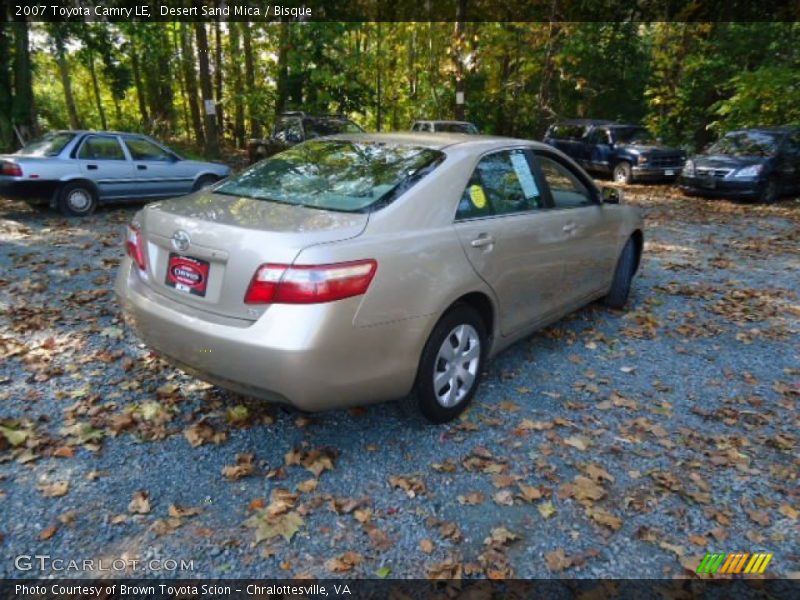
[453,148,571,336]
[533,151,620,302]
[588,128,614,173]
[124,137,193,197]
[75,135,136,199]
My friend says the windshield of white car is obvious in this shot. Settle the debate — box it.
[613,127,658,145]
[436,123,479,134]
[214,140,444,213]
[707,131,779,157]
[16,132,75,157]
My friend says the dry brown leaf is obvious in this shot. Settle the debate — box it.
[325,551,363,573]
[38,481,69,498]
[128,490,151,514]
[419,539,434,554]
[222,453,256,480]
[39,526,58,540]
[168,504,202,518]
[545,548,572,572]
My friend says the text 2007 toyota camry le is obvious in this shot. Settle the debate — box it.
[116,133,643,423]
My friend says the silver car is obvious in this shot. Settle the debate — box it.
[116,133,643,423]
[0,131,231,216]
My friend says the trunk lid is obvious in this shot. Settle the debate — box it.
[137,191,369,320]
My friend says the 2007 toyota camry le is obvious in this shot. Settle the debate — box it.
[116,133,643,423]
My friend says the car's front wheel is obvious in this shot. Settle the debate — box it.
[405,304,487,423]
[613,161,633,184]
[58,182,97,217]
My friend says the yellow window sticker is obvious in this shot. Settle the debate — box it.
[469,185,487,209]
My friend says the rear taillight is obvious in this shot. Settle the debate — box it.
[125,224,146,271]
[1,161,22,176]
[244,260,377,304]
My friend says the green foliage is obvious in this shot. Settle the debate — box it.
[12,21,799,156]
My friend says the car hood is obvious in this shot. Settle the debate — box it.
[692,154,768,169]
[618,144,683,156]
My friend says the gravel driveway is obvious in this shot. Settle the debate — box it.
[0,188,797,580]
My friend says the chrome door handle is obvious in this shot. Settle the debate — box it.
[562,222,577,233]
[471,234,494,248]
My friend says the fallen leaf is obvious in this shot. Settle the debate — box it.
[222,453,256,480]
[545,548,572,572]
[420,539,434,554]
[517,483,543,502]
[538,501,557,519]
[457,491,484,505]
[39,526,58,540]
[128,490,151,514]
[38,481,69,498]
[325,551,363,573]
[564,435,592,451]
[296,479,318,493]
[244,510,304,543]
[493,490,514,506]
[168,504,202,518]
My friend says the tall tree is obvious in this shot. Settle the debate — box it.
[180,23,204,146]
[48,24,81,129]
[0,3,15,150]
[213,19,224,136]
[195,21,219,158]
[228,22,245,147]
[241,21,261,138]
[11,16,36,141]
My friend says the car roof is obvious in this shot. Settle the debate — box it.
[726,126,797,135]
[415,120,475,125]
[51,129,153,138]
[323,132,550,152]
[551,119,642,129]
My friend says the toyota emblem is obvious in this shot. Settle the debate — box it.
[171,230,191,252]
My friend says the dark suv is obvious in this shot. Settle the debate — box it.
[247,112,364,164]
[543,119,686,184]
[679,127,800,203]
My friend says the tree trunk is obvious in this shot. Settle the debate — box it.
[172,23,191,140]
[195,21,219,158]
[213,19,224,137]
[376,23,383,131]
[0,8,13,151]
[87,49,107,130]
[241,21,261,138]
[274,21,289,118]
[453,0,467,121]
[180,23,204,146]
[229,22,245,148]
[129,36,149,126]
[53,28,81,129]
[11,17,36,142]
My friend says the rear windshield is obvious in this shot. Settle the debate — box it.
[304,119,364,138]
[214,140,444,213]
[707,131,780,157]
[612,127,658,145]
[435,122,479,134]
[16,132,75,157]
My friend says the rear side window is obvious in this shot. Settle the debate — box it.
[456,149,542,219]
[78,136,125,161]
[548,124,587,140]
[17,132,75,157]
[125,138,173,162]
[536,155,594,209]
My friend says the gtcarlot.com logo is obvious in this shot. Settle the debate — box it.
[697,552,773,575]
[14,555,194,572]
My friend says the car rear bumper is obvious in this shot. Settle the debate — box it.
[678,176,762,199]
[0,178,59,203]
[115,259,429,411]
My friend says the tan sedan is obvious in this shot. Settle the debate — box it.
[116,133,643,423]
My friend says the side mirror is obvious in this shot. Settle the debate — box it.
[602,186,622,204]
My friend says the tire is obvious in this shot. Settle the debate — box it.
[193,175,218,192]
[612,161,633,184]
[604,238,637,309]
[58,182,97,217]
[403,304,487,424]
[759,177,779,204]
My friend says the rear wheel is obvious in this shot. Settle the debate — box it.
[404,304,487,424]
[192,175,218,192]
[604,238,637,309]
[58,182,97,217]
[613,161,633,184]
